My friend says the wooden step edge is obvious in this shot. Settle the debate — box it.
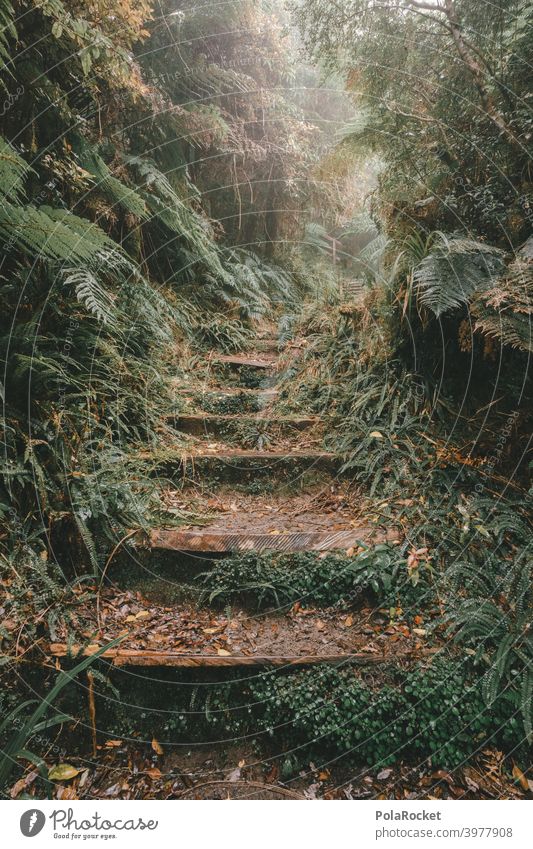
[149,528,401,554]
[176,387,280,397]
[48,644,439,669]
[169,414,318,430]
[183,450,337,461]
[211,355,275,370]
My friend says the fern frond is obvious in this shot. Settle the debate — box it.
[74,139,147,220]
[64,268,117,327]
[0,202,126,268]
[0,136,32,203]
[414,234,506,317]
[0,0,15,72]
[471,251,533,352]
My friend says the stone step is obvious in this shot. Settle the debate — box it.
[150,526,399,554]
[49,644,436,669]
[170,413,318,437]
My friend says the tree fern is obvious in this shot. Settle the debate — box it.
[0,0,15,74]
[0,137,32,203]
[414,234,506,317]
[74,139,148,220]
[126,155,228,282]
[63,268,117,327]
[472,251,533,352]
[0,202,127,268]
[303,222,331,254]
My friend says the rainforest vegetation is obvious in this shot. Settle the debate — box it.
[0,0,531,800]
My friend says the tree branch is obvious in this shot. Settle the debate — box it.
[442,0,520,148]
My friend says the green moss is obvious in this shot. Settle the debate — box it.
[94,658,525,772]
[199,545,430,611]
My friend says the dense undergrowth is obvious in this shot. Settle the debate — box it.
[0,0,532,797]
[46,656,524,774]
[199,546,430,611]
[0,0,329,583]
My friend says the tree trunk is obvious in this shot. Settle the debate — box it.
[442,0,521,148]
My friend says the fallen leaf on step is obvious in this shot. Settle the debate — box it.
[151,737,164,756]
[512,764,529,792]
[377,768,393,781]
[57,786,78,800]
[146,767,162,780]
[49,764,80,781]
[217,648,231,656]
[10,771,38,799]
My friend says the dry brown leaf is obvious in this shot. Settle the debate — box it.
[151,737,164,756]
[377,768,393,781]
[512,764,529,792]
[57,786,78,800]
[146,767,162,780]
[10,770,38,799]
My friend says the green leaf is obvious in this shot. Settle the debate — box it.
[48,763,79,781]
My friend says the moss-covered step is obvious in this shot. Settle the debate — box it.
[158,449,340,484]
[208,355,278,389]
[178,388,279,415]
[168,413,318,438]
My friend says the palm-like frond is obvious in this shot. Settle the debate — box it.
[0,136,32,203]
[414,234,506,317]
[63,268,117,327]
[303,222,332,254]
[472,251,533,352]
[126,155,228,281]
[74,139,148,220]
[0,0,15,72]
